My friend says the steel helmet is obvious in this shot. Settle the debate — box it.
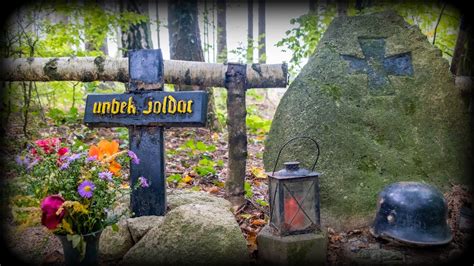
[371,182,452,246]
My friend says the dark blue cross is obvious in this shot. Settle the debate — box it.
[341,38,414,96]
[84,50,208,216]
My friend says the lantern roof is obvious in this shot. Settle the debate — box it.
[268,161,320,180]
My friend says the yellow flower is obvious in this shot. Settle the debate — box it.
[62,219,74,234]
[62,201,89,214]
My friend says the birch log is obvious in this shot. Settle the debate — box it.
[225,63,248,206]
[0,57,288,88]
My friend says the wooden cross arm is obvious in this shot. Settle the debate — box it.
[0,57,288,88]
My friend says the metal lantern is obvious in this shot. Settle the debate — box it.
[268,137,321,236]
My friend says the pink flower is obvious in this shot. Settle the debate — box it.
[40,195,65,230]
[57,147,69,157]
[31,138,61,156]
[37,138,61,154]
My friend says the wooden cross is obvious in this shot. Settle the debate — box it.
[84,49,208,216]
[2,54,288,209]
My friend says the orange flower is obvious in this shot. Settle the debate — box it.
[109,161,122,176]
[89,140,122,175]
[88,140,120,161]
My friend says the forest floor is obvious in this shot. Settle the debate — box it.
[2,110,472,265]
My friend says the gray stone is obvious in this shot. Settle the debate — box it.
[257,225,327,265]
[108,192,131,220]
[167,188,233,211]
[127,215,165,243]
[264,11,472,230]
[99,220,133,261]
[122,203,249,265]
[342,247,405,265]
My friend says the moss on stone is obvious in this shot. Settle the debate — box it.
[264,11,472,230]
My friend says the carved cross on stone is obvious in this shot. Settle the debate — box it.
[341,38,414,96]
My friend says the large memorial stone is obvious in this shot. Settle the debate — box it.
[264,11,471,229]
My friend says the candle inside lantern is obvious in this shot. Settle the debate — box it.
[284,196,305,230]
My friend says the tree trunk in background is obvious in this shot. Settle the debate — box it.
[258,0,266,63]
[247,0,254,63]
[168,0,220,130]
[216,0,227,63]
[355,0,371,12]
[451,14,474,113]
[451,15,473,76]
[120,0,153,56]
[85,0,109,54]
[309,0,317,12]
[336,0,347,16]
[156,0,161,48]
[168,0,205,63]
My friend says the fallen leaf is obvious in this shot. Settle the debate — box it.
[181,175,193,184]
[240,213,252,219]
[207,186,220,194]
[251,219,267,226]
[250,167,267,179]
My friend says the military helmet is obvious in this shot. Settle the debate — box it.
[371,182,452,246]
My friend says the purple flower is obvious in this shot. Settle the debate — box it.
[128,151,140,165]
[68,153,83,162]
[99,171,113,181]
[60,161,70,170]
[78,180,95,198]
[138,176,149,188]
[15,155,24,166]
[27,158,39,170]
[86,155,97,162]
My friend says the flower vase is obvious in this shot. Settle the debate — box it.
[56,230,102,266]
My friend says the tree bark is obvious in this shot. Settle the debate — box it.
[451,15,474,77]
[336,0,347,16]
[168,0,218,129]
[309,0,317,12]
[168,0,205,63]
[0,57,288,88]
[247,0,254,63]
[225,63,247,206]
[120,0,153,56]
[258,0,266,64]
[216,0,227,63]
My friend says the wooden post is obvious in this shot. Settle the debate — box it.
[225,63,248,206]
[128,49,167,216]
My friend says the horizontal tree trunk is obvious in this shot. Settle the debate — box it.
[0,57,288,88]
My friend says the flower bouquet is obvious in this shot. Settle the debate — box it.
[16,137,149,263]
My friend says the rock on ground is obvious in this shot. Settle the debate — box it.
[122,203,249,265]
[99,220,133,261]
[167,189,233,211]
[263,11,472,230]
[126,216,165,243]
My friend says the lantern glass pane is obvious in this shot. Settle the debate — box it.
[269,179,281,229]
[282,179,316,232]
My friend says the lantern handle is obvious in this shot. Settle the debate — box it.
[272,136,320,175]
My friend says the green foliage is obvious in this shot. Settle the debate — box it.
[194,158,217,176]
[277,2,460,79]
[277,7,335,76]
[246,114,272,135]
[256,198,269,207]
[0,1,145,136]
[244,181,253,199]
[166,174,182,184]
[47,107,80,125]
